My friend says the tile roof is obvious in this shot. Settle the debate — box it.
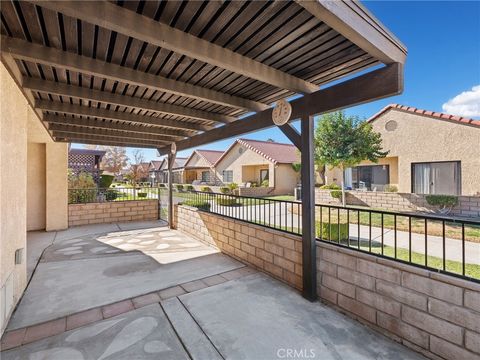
[194,150,224,166]
[368,104,480,127]
[173,157,188,169]
[216,139,299,165]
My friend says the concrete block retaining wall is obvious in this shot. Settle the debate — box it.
[176,204,480,360]
[315,189,480,218]
[68,200,158,226]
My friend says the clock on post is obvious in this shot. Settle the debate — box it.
[272,99,292,126]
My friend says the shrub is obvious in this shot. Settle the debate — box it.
[137,192,148,198]
[175,184,184,191]
[159,183,166,188]
[183,200,211,211]
[220,186,231,194]
[99,174,115,189]
[185,185,195,192]
[228,183,238,191]
[261,180,269,187]
[320,184,341,190]
[216,197,240,206]
[201,186,212,192]
[105,189,118,201]
[250,182,258,188]
[384,184,398,192]
[425,194,458,215]
[330,190,342,199]
[68,170,97,203]
[316,222,348,242]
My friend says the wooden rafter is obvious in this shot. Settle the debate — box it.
[43,114,185,140]
[53,133,168,148]
[23,77,235,124]
[35,100,206,133]
[158,64,403,154]
[55,137,158,149]
[1,36,268,112]
[34,1,319,95]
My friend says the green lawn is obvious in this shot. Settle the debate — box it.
[264,195,296,201]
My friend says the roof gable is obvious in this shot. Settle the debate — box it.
[185,150,223,168]
[368,104,480,127]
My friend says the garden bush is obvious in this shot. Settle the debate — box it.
[384,184,398,192]
[319,184,341,190]
[105,189,118,201]
[316,222,348,242]
[219,186,231,194]
[159,183,166,188]
[200,186,212,192]
[183,200,211,211]
[185,185,195,192]
[216,197,240,206]
[330,190,342,199]
[137,192,148,198]
[228,182,238,191]
[68,171,96,203]
[426,194,458,214]
[261,180,269,187]
[175,184,184,191]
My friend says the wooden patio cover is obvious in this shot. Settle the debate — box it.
[1,0,406,152]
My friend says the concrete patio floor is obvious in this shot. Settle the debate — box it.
[1,221,425,359]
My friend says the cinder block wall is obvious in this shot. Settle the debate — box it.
[176,205,480,360]
[176,205,303,289]
[68,200,158,226]
[315,190,480,218]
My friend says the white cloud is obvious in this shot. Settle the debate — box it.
[442,85,480,117]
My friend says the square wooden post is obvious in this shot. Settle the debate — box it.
[167,152,176,229]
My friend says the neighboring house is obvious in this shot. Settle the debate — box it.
[325,104,480,195]
[68,148,106,183]
[134,162,151,183]
[215,139,300,195]
[184,150,224,185]
[158,157,188,184]
[148,160,163,185]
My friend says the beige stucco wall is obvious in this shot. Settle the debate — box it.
[1,63,68,335]
[27,143,46,231]
[274,163,300,195]
[0,62,28,335]
[326,109,480,195]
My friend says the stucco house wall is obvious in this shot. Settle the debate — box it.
[1,63,68,336]
[326,108,480,195]
[275,163,300,195]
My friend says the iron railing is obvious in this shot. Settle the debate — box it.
[181,190,480,282]
[68,187,158,204]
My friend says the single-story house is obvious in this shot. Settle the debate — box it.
[215,139,300,195]
[148,160,163,185]
[158,157,188,184]
[68,148,105,183]
[325,104,480,195]
[183,150,224,185]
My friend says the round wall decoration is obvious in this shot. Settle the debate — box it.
[170,142,177,154]
[272,99,292,126]
[385,120,398,131]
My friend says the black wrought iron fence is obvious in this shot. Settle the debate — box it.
[68,187,158,204]
[179,190,480,282]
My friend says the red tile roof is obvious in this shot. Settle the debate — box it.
[195,150,224,166]
[216,139,299,165]
[367,104,480,127]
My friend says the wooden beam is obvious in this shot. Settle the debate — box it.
[53,132,166,148]
[167,151,176,229]
[23,77,234,124]
[43,114,185,140]
[34,1,318,95]
[47,123,174,143]
[159,63,403,154]
[1,36,268,112]
[35,99,204,133]
[300,115,317,301]
[56,138,157,149]
[279,124,301,149]
[297,0,407,64]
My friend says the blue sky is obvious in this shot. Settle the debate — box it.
[75,1,480,162]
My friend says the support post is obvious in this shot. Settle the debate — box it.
[300,115,317,301]
[167,151,176,229]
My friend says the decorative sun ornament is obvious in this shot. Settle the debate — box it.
[272,99,292,126]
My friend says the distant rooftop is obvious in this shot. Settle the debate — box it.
[69,148,106,157]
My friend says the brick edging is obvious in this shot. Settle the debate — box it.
[0,266,256,351]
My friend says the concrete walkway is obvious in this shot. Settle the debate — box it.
[1,221,424,359]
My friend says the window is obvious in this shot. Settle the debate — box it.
[260,169,269,182]
[201,171,210,183]
[223,170,233,183]
[347,165,389,191]
[412,161,461,195]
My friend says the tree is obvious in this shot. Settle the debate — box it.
[315,111,388,206]
[126,149,148,186]
[84,145,128,178]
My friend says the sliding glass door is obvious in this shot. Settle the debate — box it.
[348,165,389,191]
[412,161,461,195]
